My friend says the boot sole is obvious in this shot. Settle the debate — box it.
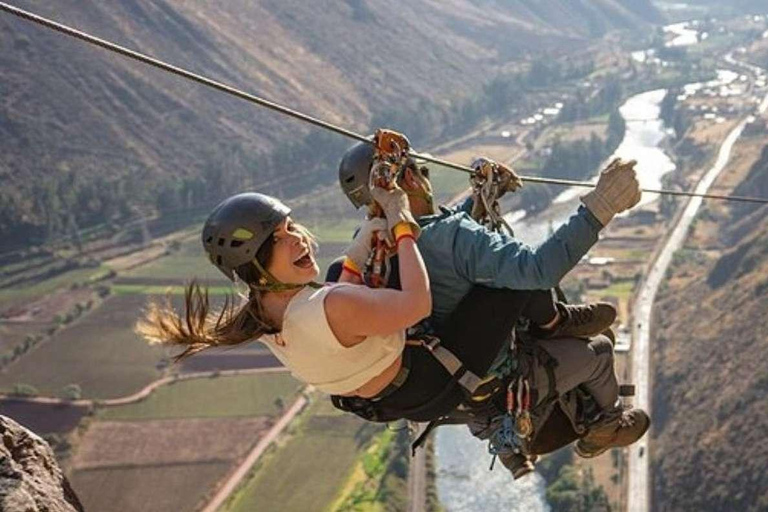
[574,415,651,459]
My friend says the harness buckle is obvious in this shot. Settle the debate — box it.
[422,335,441,352]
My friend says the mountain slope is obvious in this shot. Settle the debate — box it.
[0,0,659,248]
[651,144,768,511]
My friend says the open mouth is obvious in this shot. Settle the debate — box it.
[293,249,314,269]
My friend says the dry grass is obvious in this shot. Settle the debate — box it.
[71,461,231,512]
[72,417,270,469]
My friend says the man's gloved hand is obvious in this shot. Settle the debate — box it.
[370,186,421,239]
[580,158,642,227]
[344,217,389,271]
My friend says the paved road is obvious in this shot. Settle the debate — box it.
[407,423,428,512]
[627,85,768,512]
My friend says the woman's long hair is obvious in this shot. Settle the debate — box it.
[136,221,318,361]
[136,237,278,362]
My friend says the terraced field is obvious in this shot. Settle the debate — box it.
[0,294,166,399]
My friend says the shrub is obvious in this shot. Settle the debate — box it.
[61,383,82,401]
[11,383,39,397]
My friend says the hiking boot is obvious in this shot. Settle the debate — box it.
[499,452,538,480]
[602,327,616,345]
[575,408,650,459]
[533,302,617,340]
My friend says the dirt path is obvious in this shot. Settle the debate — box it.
[0,366,288,408]
[200,393,309,512]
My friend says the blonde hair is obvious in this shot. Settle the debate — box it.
[136,222,316,361]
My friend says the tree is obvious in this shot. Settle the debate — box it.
[546,466,611,512]
[60,383,82,401]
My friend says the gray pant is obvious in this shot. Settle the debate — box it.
[530,335,619,411]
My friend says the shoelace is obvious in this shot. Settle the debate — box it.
[619,412,637,428]
[565,305,596,326]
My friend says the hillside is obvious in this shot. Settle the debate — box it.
[0,0,659,250]
[680,1,768,15]
[651,143,768,511]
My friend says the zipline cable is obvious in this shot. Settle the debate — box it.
[2,1,768,205]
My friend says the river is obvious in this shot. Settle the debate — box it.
[434,21,714,511]
[434,85,677,512]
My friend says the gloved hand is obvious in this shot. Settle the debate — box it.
[580,158,642,226]
[344,217,389,270]
[370,186,421,239]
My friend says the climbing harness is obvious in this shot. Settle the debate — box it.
[469,157,518,235]
[2,2,768,205]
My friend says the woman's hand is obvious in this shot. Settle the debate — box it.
[370,186,421,239]
[343,217,388,272]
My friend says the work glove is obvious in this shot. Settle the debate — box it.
[471,157,523,198]
[580,158,642,227]
[343,217,389,271]
[370,186,421,239]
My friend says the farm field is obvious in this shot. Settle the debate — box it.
[0,294,166,399]
[69,416,275,512]
[0,400,89,434]
[0,265,107,310]
[124,238,228,282]
[72,417,271,468]
[223,398,383,512]
[71,461,231,512]
[100,373,302,421]
[178,350,282,373]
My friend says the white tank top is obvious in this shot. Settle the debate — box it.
[261,284,405,395]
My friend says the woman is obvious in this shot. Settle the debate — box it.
[137,186,430,399]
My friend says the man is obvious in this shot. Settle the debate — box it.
[336,137,650,472]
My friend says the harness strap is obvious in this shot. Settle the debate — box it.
[406,336,484,394]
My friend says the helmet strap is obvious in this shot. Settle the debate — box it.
[249,259,321,292]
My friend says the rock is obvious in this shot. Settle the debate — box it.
[0,415,84,512]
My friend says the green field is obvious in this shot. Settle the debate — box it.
[0,294,166,399]
[71,461,231,512]
[428,162,473,202]
[601,280,636,300]
[100,373,302,420]
[125,238,226,282]
[0,265,108,309]
[223,398,383,512]
[112,284,233,295]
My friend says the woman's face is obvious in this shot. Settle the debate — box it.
[265,217,319,285]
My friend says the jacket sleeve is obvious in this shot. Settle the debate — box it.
[452,206,602,290]
[456,196,474,214]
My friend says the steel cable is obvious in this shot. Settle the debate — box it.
[2,1,768,205]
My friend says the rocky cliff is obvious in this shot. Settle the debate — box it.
[0,415,84,512]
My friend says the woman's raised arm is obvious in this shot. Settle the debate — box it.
[326,187,431,344]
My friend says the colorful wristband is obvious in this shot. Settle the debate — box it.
[393,222,415,245]
[342,257,362,277]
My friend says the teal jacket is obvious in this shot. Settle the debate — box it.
[416,201,603,327]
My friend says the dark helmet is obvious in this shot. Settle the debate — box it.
[338,141,375,209]
[202,193,290,281]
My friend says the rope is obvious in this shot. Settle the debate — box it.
[2,2,768,206]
